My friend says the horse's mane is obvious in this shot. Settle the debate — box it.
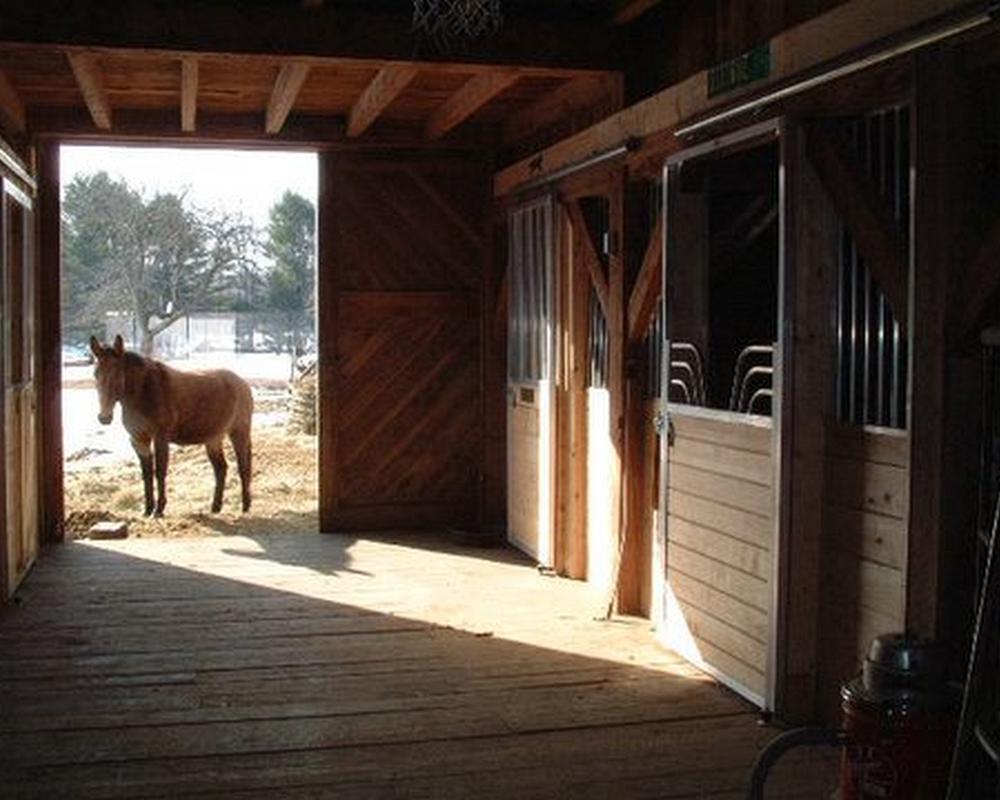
[121,351,149,368]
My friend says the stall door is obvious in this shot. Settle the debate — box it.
[507,196,556,564]
[657,123,785,709]
[2,179,38,597]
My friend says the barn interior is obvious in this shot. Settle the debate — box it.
[2,0,1000,796]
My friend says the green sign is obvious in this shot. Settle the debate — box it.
[708,43,772,98]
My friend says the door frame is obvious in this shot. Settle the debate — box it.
[505,194,558,566]
[655,118,793,711]
[1,174,38,599]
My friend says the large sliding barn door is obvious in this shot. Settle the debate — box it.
[1,178,38,597]
[506,196,556,564]
[319,157,485,531]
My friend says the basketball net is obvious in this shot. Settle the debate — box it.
[412,0,503,52]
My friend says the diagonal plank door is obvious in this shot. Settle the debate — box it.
[319,156,486,531]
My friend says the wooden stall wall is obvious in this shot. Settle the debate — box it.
[585,385,613,593]
[319,155,488,532]
[624,0,847,102]
[818,423,908,720]
[663,411,774,702]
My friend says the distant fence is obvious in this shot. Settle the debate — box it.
[102,312,314,357]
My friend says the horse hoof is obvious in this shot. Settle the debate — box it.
[211,504,222,514]
[154,510,164,518]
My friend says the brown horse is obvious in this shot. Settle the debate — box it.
[89,335,253,517]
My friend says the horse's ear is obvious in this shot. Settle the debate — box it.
[89,336,102,358]
[113,335,124,357]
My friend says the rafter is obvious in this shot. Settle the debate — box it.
[0,68,25,134]
[66,52,111,130]
[348,64,419,138]
[180,56,198,133]
[806,121,908,328]
[426,71,519,140]
[265,61,310,134]
[627,216,663,344]
[566,201,609,315]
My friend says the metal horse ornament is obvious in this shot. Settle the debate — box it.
[89,335,253,517]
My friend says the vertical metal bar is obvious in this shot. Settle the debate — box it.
[849,235,859,424]
[876,112,889,425]
[836,227,846,422]
[861,115,874,425]
[511,207,520,382]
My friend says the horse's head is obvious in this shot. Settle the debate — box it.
[89,335,126,425]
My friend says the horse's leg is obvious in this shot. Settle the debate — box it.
[205,438,227,513]
[131,436,155,516]
[230,428,252,513]
[153,435,170,517]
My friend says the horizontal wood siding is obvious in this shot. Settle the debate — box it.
[508,390,540,558]
[818,422,908,721]
[664,411,773,701]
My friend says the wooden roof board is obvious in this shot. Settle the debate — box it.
[196,58,279,113]
[0,48,78,105]
[100,53,180,110]
[295,62,381,115]
[372,71,475,122]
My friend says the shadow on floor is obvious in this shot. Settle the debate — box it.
[0,535,838,799]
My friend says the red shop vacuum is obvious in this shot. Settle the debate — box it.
[748,633,960,799]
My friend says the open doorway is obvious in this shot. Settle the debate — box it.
[59,145,319,538]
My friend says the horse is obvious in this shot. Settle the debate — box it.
[89,335,253,517]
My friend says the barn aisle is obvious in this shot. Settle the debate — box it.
[0,534,834,798]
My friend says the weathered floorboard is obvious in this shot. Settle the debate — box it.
[0,533,836,798]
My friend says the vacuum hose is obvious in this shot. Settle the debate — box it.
[747,725,846,799]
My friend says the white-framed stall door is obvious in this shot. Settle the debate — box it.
[657,122,786,710]
[506,196,556,565]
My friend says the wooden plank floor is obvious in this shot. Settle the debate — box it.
[0,533,837,798]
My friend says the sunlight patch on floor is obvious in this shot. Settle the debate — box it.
[80,534,707,681]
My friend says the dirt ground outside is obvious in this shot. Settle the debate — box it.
[63,353,318,539]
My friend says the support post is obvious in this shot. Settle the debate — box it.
[774,121,839,722]
[37,140,63,544]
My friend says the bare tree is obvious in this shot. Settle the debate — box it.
[63,172,257,355]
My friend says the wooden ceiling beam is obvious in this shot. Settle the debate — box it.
[0,68,26,134]
[66,51,111,130]
[27,106,486,152]
[347,64,419,138]
[180,56,198,133]
[265,61,310,134]
[496,0,978,195]
[426,70,519,140]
